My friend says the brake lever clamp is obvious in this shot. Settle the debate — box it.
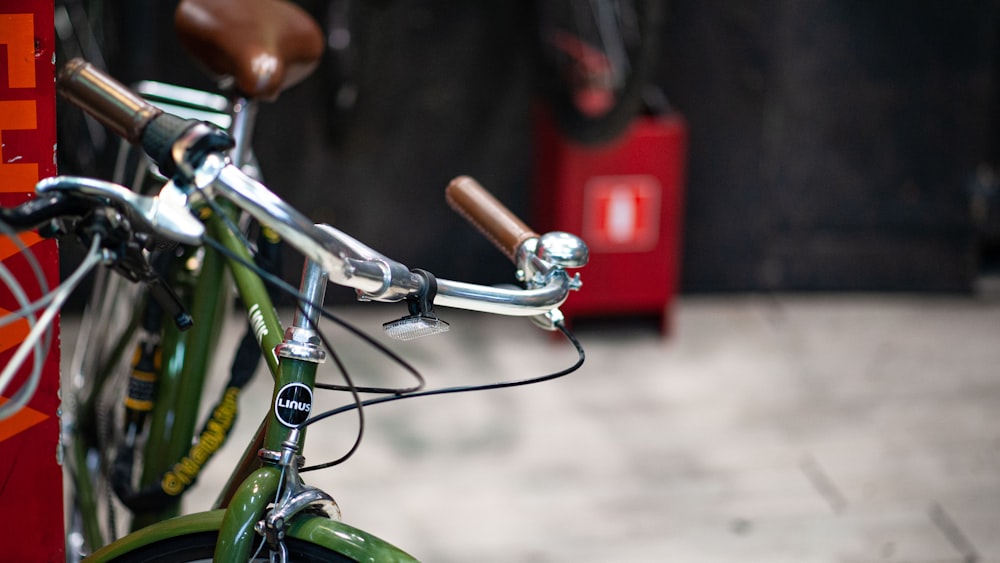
[383,269,450,341]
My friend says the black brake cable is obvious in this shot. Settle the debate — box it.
[303,322,585,426]
[191,189,586,472]
[193,191,425,468]
[195,194,425,393]
[298,322,585,472]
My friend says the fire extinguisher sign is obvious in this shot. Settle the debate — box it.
[583,175,662,253]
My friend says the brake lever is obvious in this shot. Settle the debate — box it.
[148,278,194,331]
[34,176,198,331]
[36,176,204,246]
[74,205,192,331]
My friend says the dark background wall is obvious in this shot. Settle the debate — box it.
[659,0,997,291]
[62,0,1000,295]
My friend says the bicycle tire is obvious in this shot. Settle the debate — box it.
[533,0,664,145]
[104,530,355,562]
[65,265,145,557]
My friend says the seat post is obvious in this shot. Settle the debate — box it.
[229,97,258,171]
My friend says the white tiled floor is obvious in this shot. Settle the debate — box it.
[63,293,1000,562]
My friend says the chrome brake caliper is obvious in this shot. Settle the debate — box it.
[256,429,341,563]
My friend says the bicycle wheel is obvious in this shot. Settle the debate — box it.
[65,266,145,558]
[105,531,354,562]
[533,0,663,145]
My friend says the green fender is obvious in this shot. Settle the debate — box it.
[84,509,419,562]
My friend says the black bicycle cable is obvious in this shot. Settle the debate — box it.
[194,190,423,468]
[194,193,425,394]
[303,321,585,428]
[194,196,371,468]
[297,322,585,472]
[191,188,586,472]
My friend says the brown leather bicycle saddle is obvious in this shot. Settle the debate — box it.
[175,0,324,101]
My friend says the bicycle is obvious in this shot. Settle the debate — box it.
[1,1,589,561]
[317,0,663,149]
[58,0,331,553]
[532,0,664,145]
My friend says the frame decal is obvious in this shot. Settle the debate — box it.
[274,382,312,427]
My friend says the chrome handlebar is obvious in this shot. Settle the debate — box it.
[54,59,587,327]
[181,150,581,319]
[41,123,585,323]
[206,158,582,318]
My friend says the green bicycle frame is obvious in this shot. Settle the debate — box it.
[133,237,230,527]
[86,509,417,562]
[83,200,415,560]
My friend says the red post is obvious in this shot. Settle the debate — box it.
[0,2,63,560]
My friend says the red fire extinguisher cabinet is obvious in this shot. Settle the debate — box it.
[533,110,687,332]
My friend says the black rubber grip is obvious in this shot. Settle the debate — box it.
[140,113,200,177]
[58,58,234,182]
[57,58,162,144]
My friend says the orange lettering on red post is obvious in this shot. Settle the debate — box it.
[0,100,39,193]
[0,13,36,88]
[0,13,39,193]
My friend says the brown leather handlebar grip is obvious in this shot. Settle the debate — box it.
[445,176,539,262]
[57,58,162,144]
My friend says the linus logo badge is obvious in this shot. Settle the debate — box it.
[274,383,313,427]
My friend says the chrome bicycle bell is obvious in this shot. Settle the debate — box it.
[536,232,589,269]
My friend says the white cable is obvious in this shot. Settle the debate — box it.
[0,230,43,330]
[0,241,102,416]
[0,222,50,372]
[0,236,103,419]
[0,280,60,327]
[0,259,37,326]
[0,221,51,295]
[0,259,43,420]
[0,228,43,420]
